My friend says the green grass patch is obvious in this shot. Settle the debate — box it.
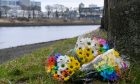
[0,38,77,84]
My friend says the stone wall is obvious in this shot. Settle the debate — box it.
[103,0,140,60]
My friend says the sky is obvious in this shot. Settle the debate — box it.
[34,0,104,12]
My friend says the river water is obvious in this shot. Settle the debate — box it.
[0,25,99,49]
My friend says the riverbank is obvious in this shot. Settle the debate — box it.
[0,29,139,84]
[0,39,66,64]
[0,37,78,84]
[0,18,100,27]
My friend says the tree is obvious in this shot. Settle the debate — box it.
[31,5,41,19]
[1,6,11,18]
[35,6,41,19]
[63,8,69,19]
[9,9,17,18]
[20,5,30,18]
[45,5,52,18]
[53,4,67,18]
[55,10,59,18]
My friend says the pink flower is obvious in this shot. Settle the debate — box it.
[99,39,107,45]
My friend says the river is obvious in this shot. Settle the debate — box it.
[0,25,99,49]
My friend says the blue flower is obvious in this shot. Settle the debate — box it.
[55,53,62,59]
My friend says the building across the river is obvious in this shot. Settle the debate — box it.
[19,0,30,7]
[0,0,21,10]
[79,3,103,20]
[0,0,41,18]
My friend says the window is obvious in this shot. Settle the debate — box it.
[9,1,13,5]
[2,1,8,5]
[16,1,20,5]
[9,1,16,5]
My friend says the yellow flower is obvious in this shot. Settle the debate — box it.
[84,52,94,63]
[68,62,76,71]
[79,56,85,64]
[113,50,120,58]
[69,57,75,63]
[87,55,94,62]
[76,48,95,64]
[76,49,86,63]
[85,47,92,53]
[73,60,80,69]
[76,49,84,57]
[64,76,70,81]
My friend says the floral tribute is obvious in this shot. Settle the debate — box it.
[80,49,128,81]
[46,53,80,81]
[75,37,109,64]
[45,37,129,82]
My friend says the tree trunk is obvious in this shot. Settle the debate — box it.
[104,0,140,60]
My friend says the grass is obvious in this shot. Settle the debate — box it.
[0,38,77,84]
[0,30,140,84]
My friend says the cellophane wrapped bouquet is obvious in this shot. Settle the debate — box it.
[45,35,130,82]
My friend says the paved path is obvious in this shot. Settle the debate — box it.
[0,40,63,64]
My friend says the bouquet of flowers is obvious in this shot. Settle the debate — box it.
[46,53,80,81]
[80,49,129,81]
[75,37,109,64]
[45,37,129,82]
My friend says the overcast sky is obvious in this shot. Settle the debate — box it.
[34,0,104,12]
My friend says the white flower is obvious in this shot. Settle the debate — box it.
[58,63,68,71]
[75,42,85,50]
[92,39,99,50]
[57,55,69,71]
[64,55,70,63]
[75,37,86,50]
[57,56,65,63]
[57,55,70,63]
[83,38,97,49]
